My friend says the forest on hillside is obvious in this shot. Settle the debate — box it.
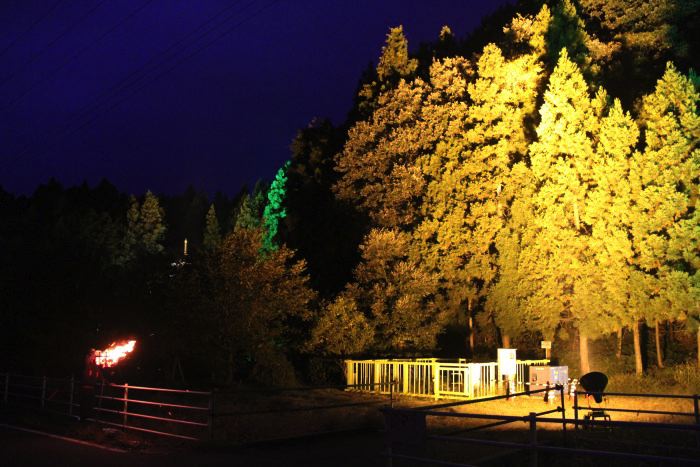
[1,0,699,385]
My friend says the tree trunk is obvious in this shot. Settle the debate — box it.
[467,298,475,357]
[616,328,623,359]
[579,333,590,375]
[697,328,700,368]
[633,321,644,375]
[655,320,664,368]
[502,334,511,348]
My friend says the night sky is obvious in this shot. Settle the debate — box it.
[1,0,511,196]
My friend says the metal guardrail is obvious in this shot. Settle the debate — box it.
[1,372,212,441]
[92,381,212,441]
[382,387,700,466]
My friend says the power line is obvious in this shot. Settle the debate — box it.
[2,0,156,113]
[0,0,65,60]
[0,0,108,90]
[3,0,249,169]
[5,0,282,175]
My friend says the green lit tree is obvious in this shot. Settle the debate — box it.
[261,161,290,253]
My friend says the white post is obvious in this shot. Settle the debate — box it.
[373,360,380,393]
[433,361,440,400]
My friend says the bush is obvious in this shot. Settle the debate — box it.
[672,362,700,393]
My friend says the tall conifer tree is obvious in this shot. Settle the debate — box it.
[630,63,700,369]
[203,203,222,252]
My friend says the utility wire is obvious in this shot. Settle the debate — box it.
[4,0,248,168]
[6,0,281,174]
[0,0,65,60]
[0,0,108,89]
[2,0,156,112]
[51,0,252,135]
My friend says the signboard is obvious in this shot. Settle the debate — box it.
[497,348,517,378]
[541,340,552,349]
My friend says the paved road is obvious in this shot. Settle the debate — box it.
[0,425,385,466]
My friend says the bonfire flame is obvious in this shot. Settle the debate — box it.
[94,340,136,368]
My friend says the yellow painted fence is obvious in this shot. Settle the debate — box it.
[344,358,549,400]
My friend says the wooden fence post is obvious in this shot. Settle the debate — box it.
[41,376,46,409]
[123,384,129,428]
[68,376,74,417]
[529,412,538,467]
[3,373,8,404]
[694,394,699,448]
[208,391,215,441]
[573,391,579,431]
[559,385,567,444]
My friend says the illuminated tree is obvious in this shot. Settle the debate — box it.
[414,44,541,352]
[335,77,431,227]
[216,228,316,383]
[356,25,418,116]
[307,295,374,356]
[114,191,166,265]
[523,49,616,374]
[261,161,290,253]
[203,203,222,252]
[234,181,268,231]
[503,4,551,58]
[348,229,444,352]
[630,63,700,370]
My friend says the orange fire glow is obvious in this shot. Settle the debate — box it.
[94,340,136,368]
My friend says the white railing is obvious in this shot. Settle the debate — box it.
[345,358,549,400]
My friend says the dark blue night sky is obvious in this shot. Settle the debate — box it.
[0,0,511,196]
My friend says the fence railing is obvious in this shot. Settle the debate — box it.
[92,381,212,441]
[1,372,212,441]
[345,358,549,400]
[382,388,700,466]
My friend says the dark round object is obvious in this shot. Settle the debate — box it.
[579,372,608,403]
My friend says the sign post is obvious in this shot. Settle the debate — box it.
[541,340,551,360]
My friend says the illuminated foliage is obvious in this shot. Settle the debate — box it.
[114,190,166,265]
[630,63,700,364]
[347,229,445,352]
[261,161,290,253]
[234,180,268,231]
[308,295,374,356]
[520,49,619,373]
[414,43,541,347]
[335,77,432,227]
[216,227,316,382]
[357,26,418,116]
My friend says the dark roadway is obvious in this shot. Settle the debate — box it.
[0,425,385,466]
